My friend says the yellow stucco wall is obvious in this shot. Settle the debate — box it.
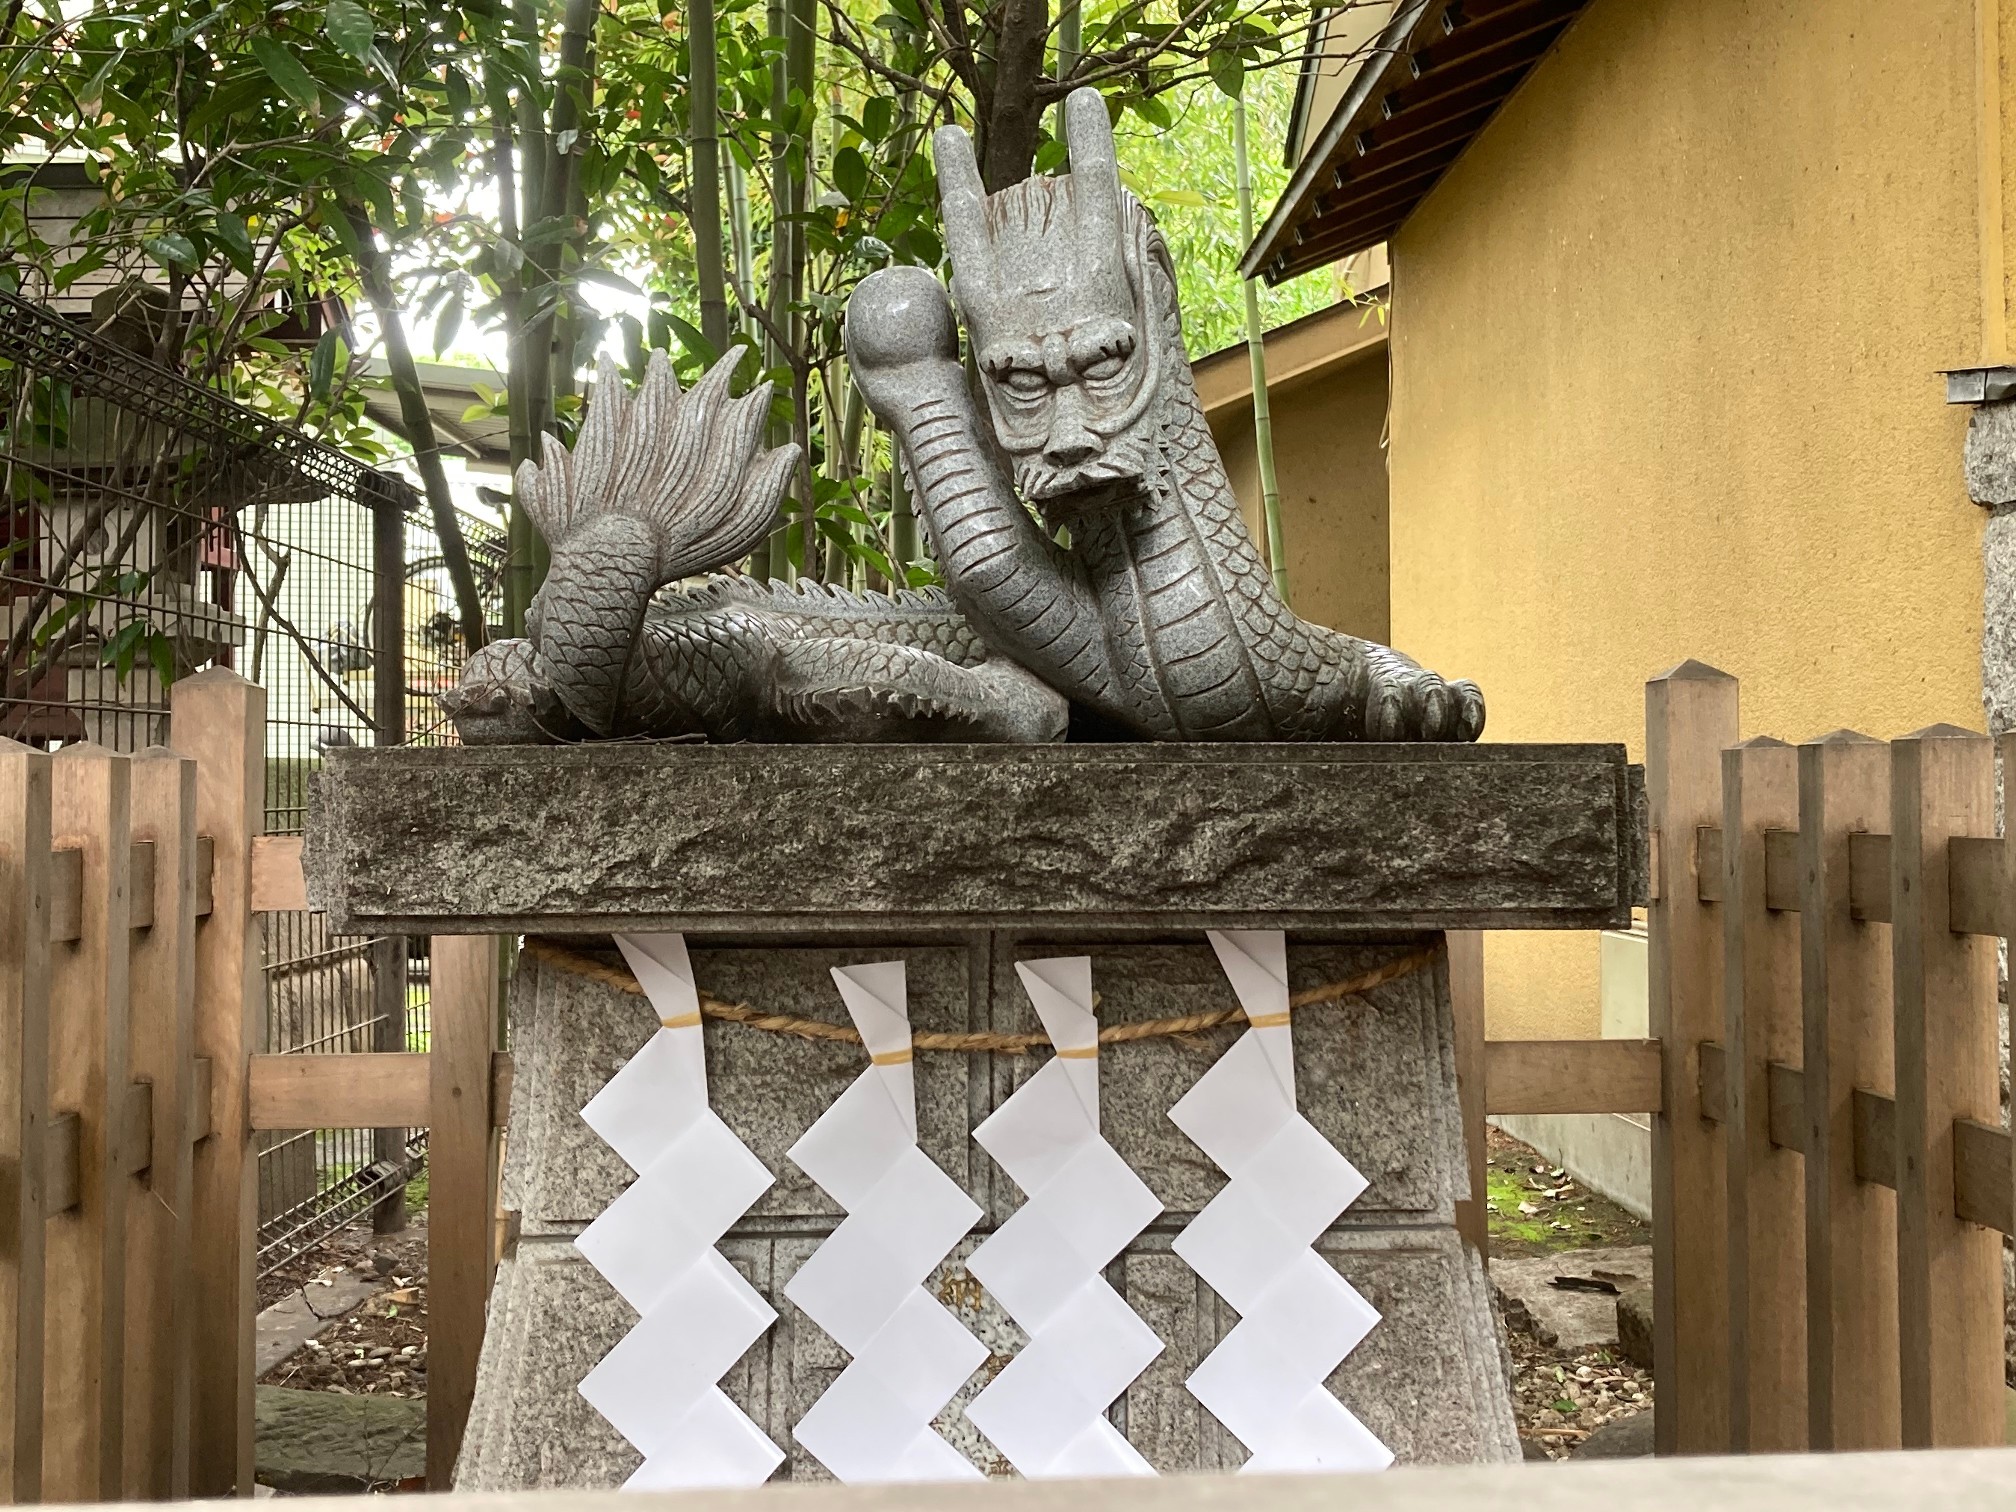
[1210,351,1392,642]
[1387,0,1988,1038]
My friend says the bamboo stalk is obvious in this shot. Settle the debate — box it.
[691,0,729,352]
[1233,95,1289,606]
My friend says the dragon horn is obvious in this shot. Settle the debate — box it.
[933,122,993,293]
[1064,88,1128,305]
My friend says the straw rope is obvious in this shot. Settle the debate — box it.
[520,937,1435,1056]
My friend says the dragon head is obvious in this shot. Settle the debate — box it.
[934,89,1172,517]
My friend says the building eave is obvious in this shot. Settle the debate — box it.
[1240,0,1593,286]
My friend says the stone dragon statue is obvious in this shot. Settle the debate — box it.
[444,88,1482,746]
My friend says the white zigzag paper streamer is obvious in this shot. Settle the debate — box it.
[965,957,1164,1478]
[573,933,785,1489]
[785,961,987,1482]
[1170,930,1393,1475]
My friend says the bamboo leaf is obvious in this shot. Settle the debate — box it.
[249,37,321,113]
[833,146,869,202]
[143,232,196,269]
[325,0,376,61]
[147,631,176,688]
[433,291,465,357]
[664,313,720,368]
[309,328,344,398]
[1208,48,1245,99]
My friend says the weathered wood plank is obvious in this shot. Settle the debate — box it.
[1889,727,2002,1447]
[1950,1119,2012,1236]
[1721,739,1805,1452]
[1942,835,2000,936]
[186,1058,213,1145]
[1482,1039,1662,1114]
[47,846,81,944]
[1646,660,1736,1454]
[248,835,305,914]
[0,740,51,1502]
[1852,1088,1896,1191]
[1764,1062,1804,1152]
[193,837,213,921]
[123,748,197,1498]
[1848,832,1890,922]
[1796,731,1897,1450]
[306,743,1644,936]
[43,744,132,1500]
[249,1054,430,1132]
[1446,933,1487,1252]
[246,1052,514,1133]
[172,669,264,1497]
[42,1115,78,1217]
[427,937,500,1488]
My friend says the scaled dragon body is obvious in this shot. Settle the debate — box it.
[445,89,1480,747]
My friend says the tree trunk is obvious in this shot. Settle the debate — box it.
[979,0,1049,191]
[487,55,539,638]
[345,206,488,652]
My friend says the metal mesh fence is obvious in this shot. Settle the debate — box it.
[0,285,503,1273]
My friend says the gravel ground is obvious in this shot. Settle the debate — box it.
[257,1212,430,1399]
[1507,1327,1652,1459]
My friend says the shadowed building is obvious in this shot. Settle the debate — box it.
[1218,0,2015,1205]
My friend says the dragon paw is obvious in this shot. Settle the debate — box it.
[439,638,588,745]
[1363,661,1486,743]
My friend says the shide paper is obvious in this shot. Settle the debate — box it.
[573,933,784,1489]
[1170,930,1393,1474]
[964,957,1164,1477]
[785,961,988,1482]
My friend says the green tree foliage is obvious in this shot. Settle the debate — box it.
[2,0,1379,610]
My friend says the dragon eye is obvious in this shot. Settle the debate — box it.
[1083,353,1127,381]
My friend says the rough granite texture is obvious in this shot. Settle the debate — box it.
[305,742,1641,937]
[456,940,1518,1488]
[1965,399,2016,506]
[1983,507,2016,736]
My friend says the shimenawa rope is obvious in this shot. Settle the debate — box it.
[521,937,1433,1056]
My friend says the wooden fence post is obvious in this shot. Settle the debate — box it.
[1888,726,2003,1447]
[1797,731,1897,1450]
[1720,738,1804,1451]
[44,744,132,1501]
[427,935,500,1488]
[172,669,265,1497]
[1446,932,1488,1254]
[123,748,198,1498]
[0,741,50,1503]
[1646,659,1737,1454]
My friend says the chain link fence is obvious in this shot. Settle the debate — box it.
[0,285,504,1273]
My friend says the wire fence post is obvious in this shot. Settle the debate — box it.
[369,478,410,1235]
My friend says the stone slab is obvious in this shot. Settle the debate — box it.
[305,742,1644,937]
[254,1386,425,1493]
[255,1272,384,1376]
[1487,1246,1653,1353]
[456,942,1518,1488]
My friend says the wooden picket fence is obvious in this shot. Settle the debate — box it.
[0,668,504,1502]
[1636,660,2013,1452]
[2,658,2012,1502]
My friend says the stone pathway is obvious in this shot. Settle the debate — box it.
[254,1387,424,1493]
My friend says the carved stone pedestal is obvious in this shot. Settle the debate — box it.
[303,742,1642,1485]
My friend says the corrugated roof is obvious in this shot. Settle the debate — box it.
[1241,0,1592,285]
